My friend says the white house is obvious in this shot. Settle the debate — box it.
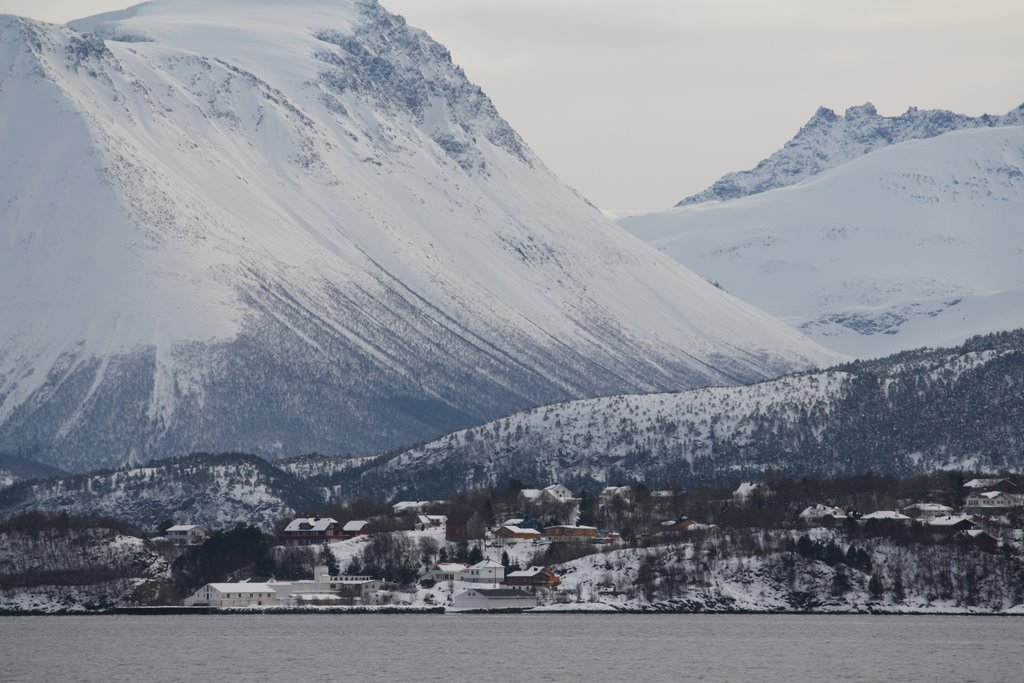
[541,484,575,503]
[798,505,846,524]
[599,486,635,508]
[429,562,468,583]
[966,490,1023,513]
[462,559,505,584]
[165,524,209,545]
[452,588,536,611]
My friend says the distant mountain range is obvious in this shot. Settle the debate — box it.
[623,114,1024,357]
[675,101,1024,206]
[0,0,835,473]
[5,329,1021,524]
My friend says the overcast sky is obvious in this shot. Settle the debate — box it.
[4,1,1023,212]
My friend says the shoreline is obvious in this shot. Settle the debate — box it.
[2,606,1022,617]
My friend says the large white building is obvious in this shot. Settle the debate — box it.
[182,566,382,608]
[452,588,536,611]
[183,583,281,607]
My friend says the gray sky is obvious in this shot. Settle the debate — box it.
[4,1,1023,212]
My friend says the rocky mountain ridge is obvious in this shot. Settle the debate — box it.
[676,101,1024,206]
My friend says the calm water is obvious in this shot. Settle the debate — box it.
[2,614,1023,682]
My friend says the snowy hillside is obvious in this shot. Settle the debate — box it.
[0,0,836,472]
[343,330,1024,498]
[0,517,167,613]
[675,101,1024,206]
[623,125,1024,357]
[0,454,320,530]
[552,530,1024,614]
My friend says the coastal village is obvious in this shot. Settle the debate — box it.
[170,476,1024,612]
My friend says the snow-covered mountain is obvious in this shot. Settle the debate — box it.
[339,329,1024,499]
[675,102,1024,206]
[622,125,1024,357]
[0,0,837,472]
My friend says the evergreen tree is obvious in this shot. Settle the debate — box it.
[468,544,484,564]
[856,548,873,573]
[319,543,339,576]
[892,568,906,603]
[823,541,845,567]
[830,565,851,596]
[868,573,885,599]
[500,550,510,568]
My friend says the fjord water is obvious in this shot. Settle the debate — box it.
[2,614,1022,682]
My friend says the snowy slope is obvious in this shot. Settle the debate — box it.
[0,0,838,472]
[0,454,319,530]
[675,101,1024,206]
[623,126,1024,357]
[346,330,1024,497]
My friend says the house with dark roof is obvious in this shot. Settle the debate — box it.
[452,587,536,611]
[923,515,979,535]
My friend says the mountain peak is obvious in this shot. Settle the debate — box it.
[843,102,877,119]
[675,100,1024,206]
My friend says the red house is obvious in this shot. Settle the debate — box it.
[504,566,561,589]
[340,520,370,540]
[279,517,344,546]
